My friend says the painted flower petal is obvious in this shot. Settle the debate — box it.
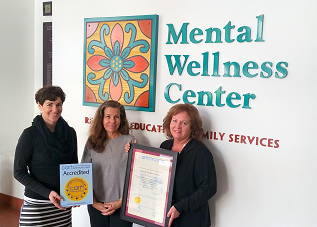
[110,77,122,101]
[113,72,119,86]
[120,69,130,81]
[85,85,97,102]
[86,22,99,39]
[87,55,108,71]
[125,55,149,73]
[134,90,149,107]
[103,68,113,80]
[100,59,110,67]
[121,47,131,59]
[111,23,124,54]
[138,20,152,39]
[113,41,120,56]
[104,46,113,59]
[123,60,135,69]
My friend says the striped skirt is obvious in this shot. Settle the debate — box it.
[19,197,72,227]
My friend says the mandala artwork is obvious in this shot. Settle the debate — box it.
[83,15,158,112]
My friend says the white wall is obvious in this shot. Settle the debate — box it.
[1,0,316,226]
[53,0,317,226]
[0,0,35,156]
[0,0,35,197]
[0,0,53,198]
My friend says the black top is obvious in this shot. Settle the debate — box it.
[14,117,78,200]
[160,139,217,227]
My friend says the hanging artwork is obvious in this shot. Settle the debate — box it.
[43,22,52,86]
[43,1,52,16]
[83,15,159,112]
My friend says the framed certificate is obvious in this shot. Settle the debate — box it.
[121,143,178,227]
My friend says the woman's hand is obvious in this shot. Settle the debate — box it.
[125,140,137,153]
[49,191,66,210]
[102,200,122,215]
[167,206,180,227]
[92,201,108,213]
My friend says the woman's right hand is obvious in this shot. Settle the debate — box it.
[49,191,66,210]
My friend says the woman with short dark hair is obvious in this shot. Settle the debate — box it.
[14,85,78,226]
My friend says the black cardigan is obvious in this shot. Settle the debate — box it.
[160,139,217,227]
[14,125,78,200]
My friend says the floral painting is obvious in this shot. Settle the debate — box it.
[83,15,159,112]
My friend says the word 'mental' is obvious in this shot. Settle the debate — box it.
[166,15,265,44]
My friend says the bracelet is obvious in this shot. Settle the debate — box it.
[119,197,122,201]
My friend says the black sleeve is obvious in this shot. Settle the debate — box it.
[13,128,52,198]
[160,140,171,149]
[70,128,78,164]
[174,145,217,213]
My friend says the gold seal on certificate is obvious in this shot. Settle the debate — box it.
[65,177,88,201]
[135,196,141,204]
[121,143,178,227]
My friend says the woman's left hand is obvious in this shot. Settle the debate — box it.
[102,200,122,216]
[167,206,180,227]
[49,191,66,210]
[125,140,137,153]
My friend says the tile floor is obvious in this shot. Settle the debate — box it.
[0,204,20,227]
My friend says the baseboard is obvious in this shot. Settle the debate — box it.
[0,193,23,210]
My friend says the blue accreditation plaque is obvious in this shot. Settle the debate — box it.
[60,163,93,207]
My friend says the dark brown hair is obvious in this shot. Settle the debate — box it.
[87,100,130,152]
[163,103,204,141]
[35,85,66,105]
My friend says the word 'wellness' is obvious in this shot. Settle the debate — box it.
[164,15,288,109]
